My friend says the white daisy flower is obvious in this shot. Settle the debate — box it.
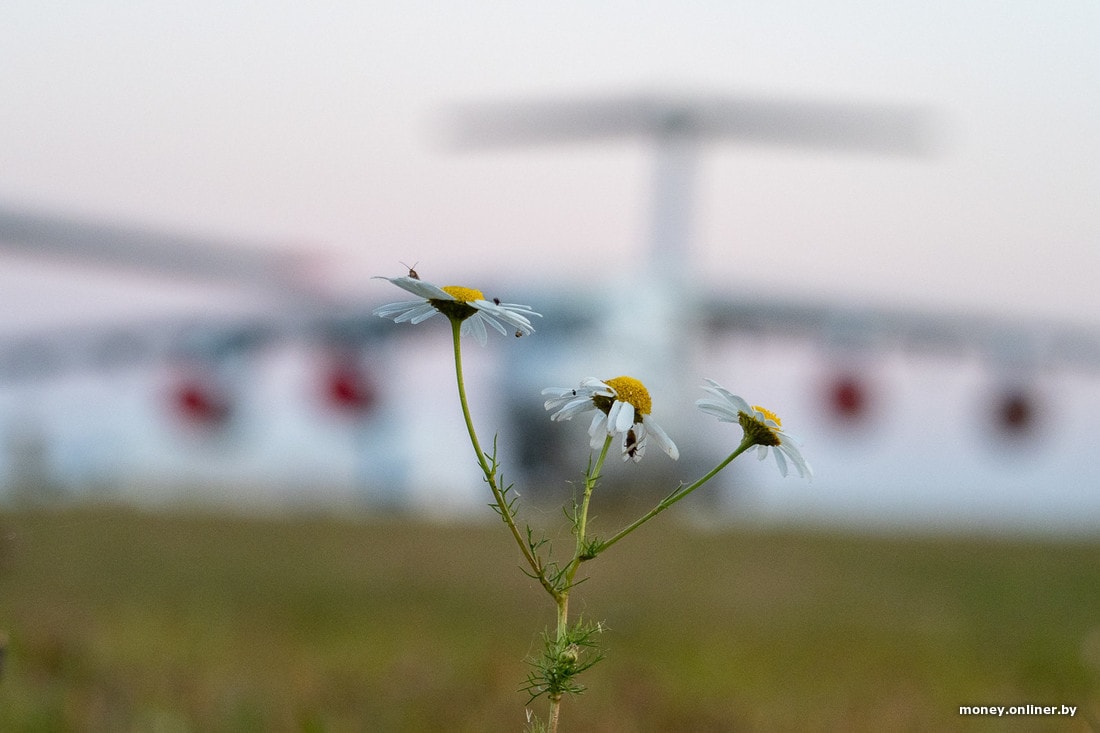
[543,376,679,462]
[372,275,539,345]
[696,378,812,479]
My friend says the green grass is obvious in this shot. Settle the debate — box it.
[1,504,1098,731]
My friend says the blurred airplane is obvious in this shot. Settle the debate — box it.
[2,91,1100,531]
[442,94,1100,506]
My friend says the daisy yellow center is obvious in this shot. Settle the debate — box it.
[753,405,782,427]
[431,286,482,322]
[604,376,652,415]
[441,285,484,303]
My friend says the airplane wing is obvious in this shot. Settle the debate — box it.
[0,201,306,292]
[0,201,391,383]
[701,293,1100,372]
[444,91,935,154]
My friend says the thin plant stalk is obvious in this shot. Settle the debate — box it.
[597,436,754,555]
[546,435,612,732]
[450,319,553,596]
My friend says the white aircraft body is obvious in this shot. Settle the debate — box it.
[2,93,1099,534]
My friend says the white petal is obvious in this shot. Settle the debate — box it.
[494,301,541,320]
[475,300,538,335]
[777,429,803,447]
[610,401,635,434]
[541,386,575,398]
[372,299,421,318]
[588,412,608,448]
[462,315,488,345]
[407,304,442,324]
[643,415,679,460]
[605,400,622,431]
[772,446,789,477]
[778,440,812,480]
[580,377,613,394]
[374,275,452,300]
[695,398,739,422]
[701,379,752,415]
[551,397,598,421]
[475,310,510,336]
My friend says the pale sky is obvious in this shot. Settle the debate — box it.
[2,2,1098,327]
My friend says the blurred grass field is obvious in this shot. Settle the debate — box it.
[0,504,1098,732]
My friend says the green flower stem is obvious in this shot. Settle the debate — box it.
[548,698,562,733]
[554,435,613,627]
[571,438,612,570]
[547,434,611,733]
[450,319,553,597]
[595,435,755,556]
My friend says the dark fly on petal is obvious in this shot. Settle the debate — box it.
[624,428,645,462]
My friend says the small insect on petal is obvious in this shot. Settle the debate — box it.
[400,261,420,280]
